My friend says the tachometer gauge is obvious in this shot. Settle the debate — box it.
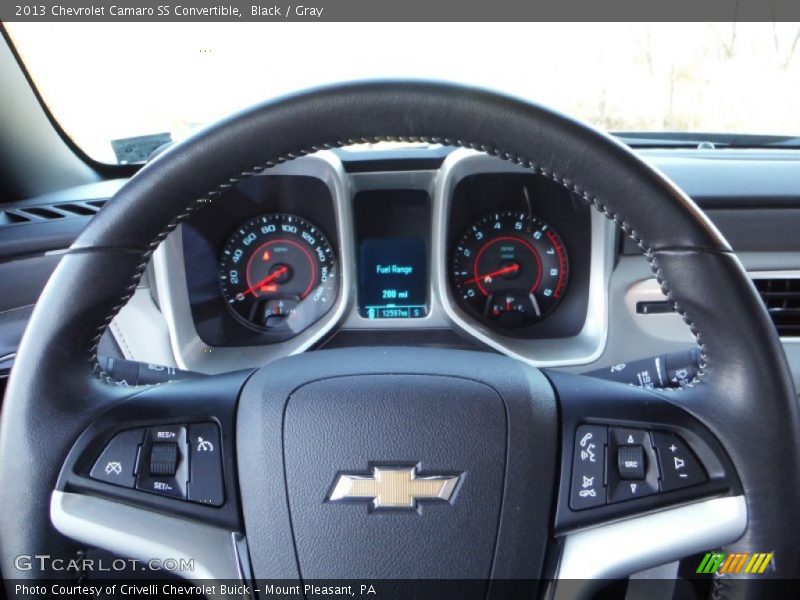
[219,214,337,333]
[450,210,568,327]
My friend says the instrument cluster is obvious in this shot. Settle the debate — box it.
[169,150,599,370]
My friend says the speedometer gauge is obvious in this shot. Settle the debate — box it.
[450,210,568,328]
[219,213,337,333]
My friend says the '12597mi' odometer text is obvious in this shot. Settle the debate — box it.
[218,213,337,336]
[450,210,569,328]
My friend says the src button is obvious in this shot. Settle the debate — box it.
[617,445,646,480]
[607,428,658,502]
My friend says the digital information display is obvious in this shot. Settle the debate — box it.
[358,237,428,319]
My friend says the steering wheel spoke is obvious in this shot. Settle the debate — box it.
[547,370,746,590]
[50,370,253,583]
[50,492,249,585]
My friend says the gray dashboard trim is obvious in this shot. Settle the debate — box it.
[626,269,800,344]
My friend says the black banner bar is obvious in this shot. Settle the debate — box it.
[3,0,800,23]
[5,578,800,599]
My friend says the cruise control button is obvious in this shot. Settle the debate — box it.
[187,423,224,506]
[569,424,607,510]
[136,425,188,499]
[90,428,145,488]
[652,431,707,491]
[138,477,184,498]
[149,442,179,476]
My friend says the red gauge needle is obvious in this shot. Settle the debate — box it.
[241,266,289,297]
[464,263,520,285]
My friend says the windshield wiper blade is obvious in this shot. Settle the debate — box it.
[725,134,800,148]
[615,132,800,149]
[614,134,715,148]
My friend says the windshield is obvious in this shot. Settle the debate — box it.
[6,22,800,164]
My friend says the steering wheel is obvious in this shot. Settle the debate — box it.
[1,81,798,598]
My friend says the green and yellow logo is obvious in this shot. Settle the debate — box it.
[696,552,773,575]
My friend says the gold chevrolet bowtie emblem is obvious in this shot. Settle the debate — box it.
[328,466,460,510]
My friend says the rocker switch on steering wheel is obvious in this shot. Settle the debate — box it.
[149,442,179,477]
[136,426,188,499]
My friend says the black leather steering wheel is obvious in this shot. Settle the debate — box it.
[1,81,798,597]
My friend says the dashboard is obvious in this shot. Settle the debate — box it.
[153,149,612,374]
[3,144,800,390]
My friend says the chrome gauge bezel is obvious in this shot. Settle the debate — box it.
[450,209,571,328]
[152,152,353,374]
[433,149,612,368]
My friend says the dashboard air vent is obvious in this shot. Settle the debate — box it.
[23,206,66,219]
[58,202,101,216]
[0,199,106,227]
[754,278,800,337]
[0,211,32,225]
